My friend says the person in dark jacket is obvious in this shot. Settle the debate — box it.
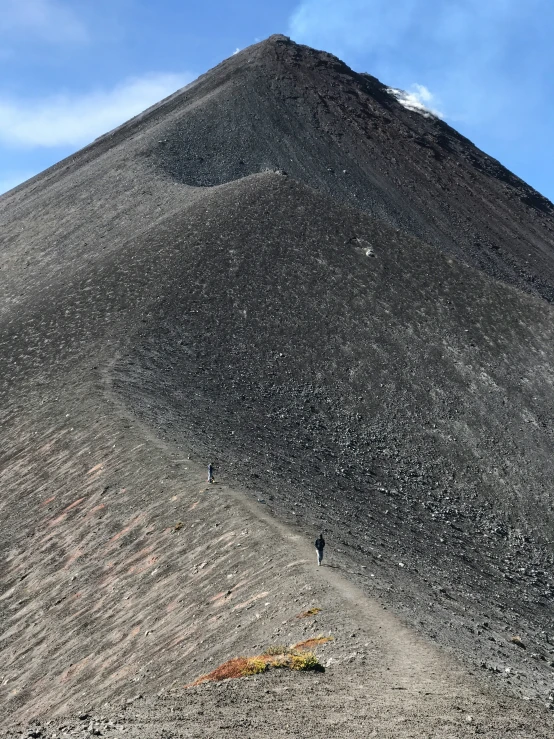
[315,534,325,566]
[207,463,214,484]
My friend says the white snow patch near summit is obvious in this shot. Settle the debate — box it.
[387,84,443,119]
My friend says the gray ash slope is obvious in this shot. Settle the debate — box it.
[1,33,554,725]
[113,173,554,699]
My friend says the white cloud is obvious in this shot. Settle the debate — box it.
[0,0,88,44]
[387,84,443,118]
[0,73,193,149]
[0,171,36,195]
[233,47,241,55]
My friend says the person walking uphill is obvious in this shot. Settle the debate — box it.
[315,534,325,566]
[207,463,214,484]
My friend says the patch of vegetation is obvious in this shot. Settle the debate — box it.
[297,607,321,618]
[187,657,266,685]
[290,651,321,671]
[242,657,269,676]
[293,635,333,651]
[262,644,291,656]
[187,641,328,687]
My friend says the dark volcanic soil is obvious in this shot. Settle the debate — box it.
[149,35,554,300]
[112,173,554,700]
[1,34,554,736]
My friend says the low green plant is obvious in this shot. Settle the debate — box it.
[290,651,321,671]
[262,644,292,656]
[242,657,268,676]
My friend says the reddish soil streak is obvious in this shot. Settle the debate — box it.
[48,498,86,527]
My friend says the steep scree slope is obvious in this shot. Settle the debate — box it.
[112,173,554,699]
[2,35,553,305]
[1,34,554,733]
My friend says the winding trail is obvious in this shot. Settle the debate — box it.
[103,378,554,735]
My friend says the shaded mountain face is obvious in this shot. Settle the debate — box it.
[149,34,554,300]
[1,35,554,722]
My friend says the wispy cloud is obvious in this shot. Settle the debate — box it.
[0,73,193,148]
[0,0,88,44]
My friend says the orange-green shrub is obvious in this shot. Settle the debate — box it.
[187,644,325,687]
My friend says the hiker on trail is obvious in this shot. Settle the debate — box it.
[315,534,325,566]
[207,463,214,484]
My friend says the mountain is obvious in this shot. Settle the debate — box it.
[1,35,553,736]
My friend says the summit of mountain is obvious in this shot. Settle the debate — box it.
[89,34,554,297]
[4,35,554,304]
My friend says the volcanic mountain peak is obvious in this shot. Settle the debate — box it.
[128,33,554,300]
[1,36,554,736]
[258,32,292,45]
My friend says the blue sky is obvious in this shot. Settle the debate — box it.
[1,0,552,201]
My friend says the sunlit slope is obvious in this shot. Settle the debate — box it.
[2,173,554,726]
[111,174,554,696]
[1,33,554,727]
